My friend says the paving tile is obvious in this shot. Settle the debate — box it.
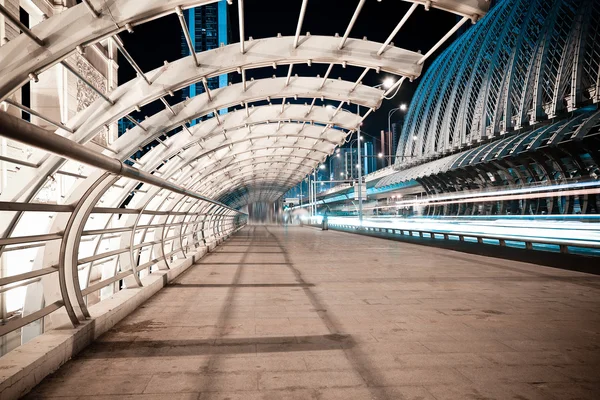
[362,367,470,387]
[207,354,307,372]
[550,365,600,382]
[258,371,364,390]
[30,375,153,397]
[143,372,258,393]
[422,340,515,353]
[530,382,600,399]
[316,386,435,400]
[456,365,572,383]
[77,395,200,400]
[424,382,554,400]
[198,389,315,400]
[480,350,581,366]
[392,352,492,367]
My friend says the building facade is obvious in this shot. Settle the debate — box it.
[329,143,377,182]
[1,0,118,146]
[0,0,118,354]
[181,1,229,101]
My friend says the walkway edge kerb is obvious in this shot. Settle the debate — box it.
[0,230,240,400]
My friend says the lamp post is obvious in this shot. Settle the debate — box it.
[317,164,326,194]
[312,169,317,216]
[356,104,364,225]
[329,150,340,183]
[347,136,363,180]
[334,78,402,225]
[387,103,407,166]
[308,164,327,217]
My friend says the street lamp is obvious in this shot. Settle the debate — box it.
[382,77,395,90]
[348,136,364,179]
[356,104,364,226]
[345,78,399,226]
[329,153,341,181]
[386,103,408,166]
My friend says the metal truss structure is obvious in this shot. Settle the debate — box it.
[382,0,600,216]
[0,0,489,352]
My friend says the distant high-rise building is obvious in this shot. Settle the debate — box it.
[342,148,358,179]
[363,142,376,175]
[118,118,138,137]
[181,2,230,101]
[332,141,377,180]
[391,121,402,159]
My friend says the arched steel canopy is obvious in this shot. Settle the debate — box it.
[0,0,489,101]
[397,0,600,169]
[0,0,489,342]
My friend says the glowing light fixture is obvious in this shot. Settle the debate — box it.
[382,77,395,89]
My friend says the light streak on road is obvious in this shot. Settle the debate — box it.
[311,215,600,253]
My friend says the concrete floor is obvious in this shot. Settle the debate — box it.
[26,226,600,399]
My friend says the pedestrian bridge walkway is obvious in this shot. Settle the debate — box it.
[26,226,600,399]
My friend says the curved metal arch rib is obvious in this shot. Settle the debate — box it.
[200,162,318,182]
[69,69,389,149]
[114,104,362,169]
[183,159,322,186]
[187,146,336,192]
[197,168,315,199]
[118,123,348,193]
[176,138,341,192]
[211,176,307,203]
[181,125,346,164]
[165,154,325,192]
[3,34,422,117]
[114,103,362,158]
[395,0,598,170]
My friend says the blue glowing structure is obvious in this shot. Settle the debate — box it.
[397,0,600,168]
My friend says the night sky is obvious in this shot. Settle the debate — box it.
[119,0,461,145]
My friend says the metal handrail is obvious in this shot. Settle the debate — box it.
[327,222,600,255]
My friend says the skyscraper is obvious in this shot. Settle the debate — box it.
[363,142,376,175]
[391,121,402,160]
[181,2,230,101]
